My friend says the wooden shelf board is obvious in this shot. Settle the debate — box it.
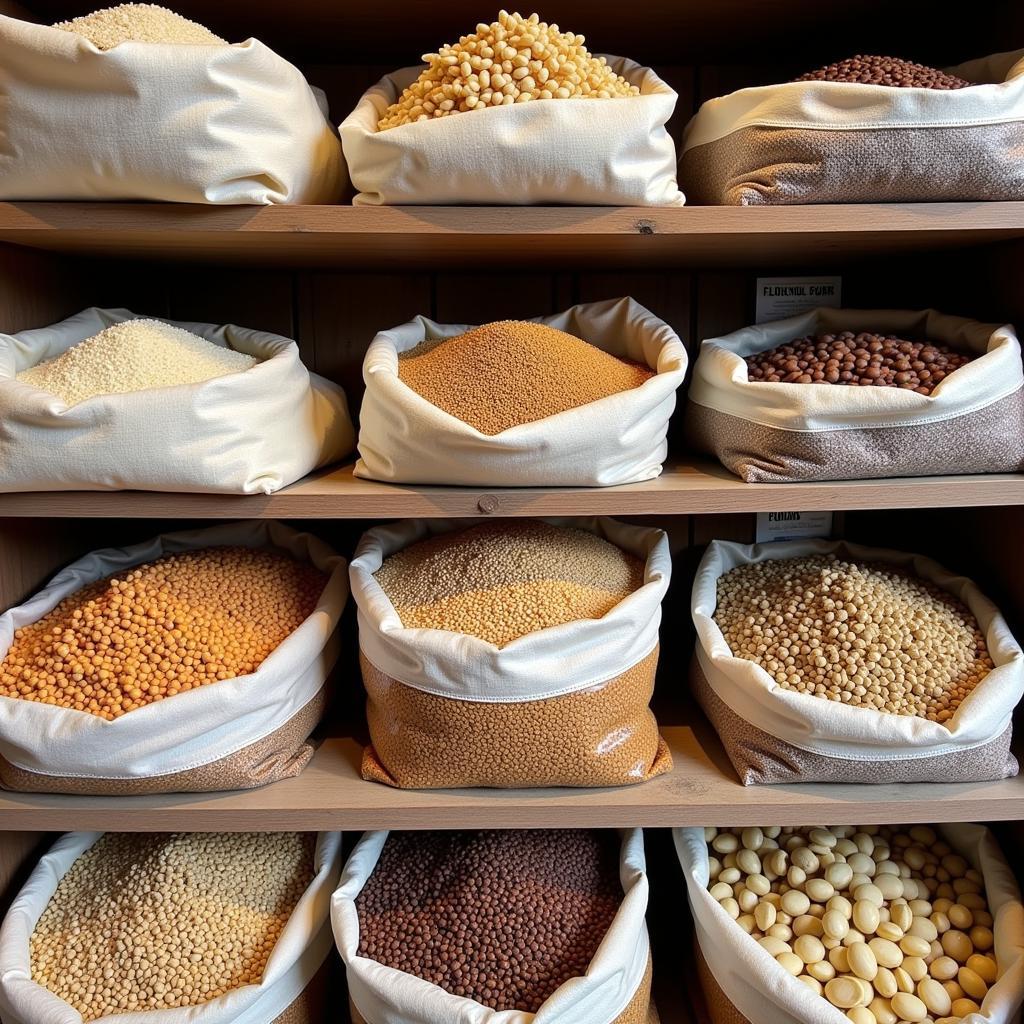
[2,203,1023,268]
[3,462,1023,519]
[0,727,1021,831]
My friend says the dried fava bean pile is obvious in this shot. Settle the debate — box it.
[714,555,993,721]
[52,3,227,48]
[374,520,644,646]
[378,10,640,129]
[745,332,973,394]
[399,320,653,434]
[356,830,621,1011]
[30,832,314,1021]
[794,55,970,89]
[0,547,326,718]
[17,319,257,406]
[704,825,999,1024]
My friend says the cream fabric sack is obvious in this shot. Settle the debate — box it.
[0,831,343,1024]
[692,538,1024,785]
[356,297,687,487]
[0,14,344,204]
[0,521,347,795]
[340,58,683,206]
[681,48,1024,204]
[0,308,355,494]
[674,824,1024,1024]
[333,829,653,1024]
[685,308,1024,482]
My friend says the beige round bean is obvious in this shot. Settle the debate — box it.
[917,977,952,1017]
[966,953,997,984]
[807,878,835,903]
[874,966,898,998]
[830,947,851,973]
[747,873,771,896]
[846,1006,874,1024]
[869,938,903,969]
[957,966,988,1001]
[928,956,959,981]
[741,827,764,851]
[737,849,762,875]
[824,910,851,940]
[759,936,791,957]
[776,951,803,976]
[755,901,777,932]
[797,975,823,997]
[941,930,973,962]
[869,996,899,1024]
[854,901,881,935]
[808,960,836,983]
[877,922,904,942]
[950,998,981,1018]
[969,926,994,952]
[848,941,879,981]
[900,935,932,959]
[947,904,973,930]
[827,863,856,890]
[891,992,928,1022]
[782,890,811,917]
[903,956,927,983]
[826,977,866,1010]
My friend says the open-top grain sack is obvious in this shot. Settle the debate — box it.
[0,831,343,1024]
[0,308,354,493]
[356,297,687,486]
[0,520,347,794]
[675,824,1024,1024]
[681,48,1024,205]
[685,308,1024,482]
[350,517,672,789]
[0,6,344,203]
[334,828,657,1024]
[691,538,1024,786]
[340,11,682,205]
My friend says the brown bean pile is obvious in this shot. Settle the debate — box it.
[31,832,314,1021]
[374,520,644,647]
[745,331,972,394]
[356,830,622,1012]
[0,547,326,718]
[794,55,970,89]
[398,321,653,435]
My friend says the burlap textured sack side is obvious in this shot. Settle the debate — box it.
[681,49,1024,205]
[340,57,682,206]
[0,15,344,203]
[685,308,1024,483]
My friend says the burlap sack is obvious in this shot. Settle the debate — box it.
[685,308,1024,483]
[681,49,1024,204]
[340,57,682,206]
[692,539,1023,785]
[350,517,672,789]
[0,14,345,203]
[0,832,343,1024]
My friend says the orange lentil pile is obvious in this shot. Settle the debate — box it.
[0,547,326,719]
[398,321,654,435]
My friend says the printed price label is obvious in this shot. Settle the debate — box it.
[755,276,842,324]
[756,511,834,544]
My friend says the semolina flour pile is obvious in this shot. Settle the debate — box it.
[52,4,226,48]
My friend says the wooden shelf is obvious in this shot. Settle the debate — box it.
[0,726,1021,831]
[2,203,1024,269]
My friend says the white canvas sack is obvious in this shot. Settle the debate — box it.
[685,308,1024,482]
[333,829,651,1024]
[356,297,687,487]
[674,824,1024,1024]
[691,538,1024,784]
[0,14,345,204]
[340,58,683,206]
[0,521,348,792]
[0,831,344,1024]
[0,308,355,494]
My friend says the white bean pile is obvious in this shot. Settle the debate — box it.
[705,825,998,1024]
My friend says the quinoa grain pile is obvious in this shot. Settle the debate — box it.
[52,4,226,48]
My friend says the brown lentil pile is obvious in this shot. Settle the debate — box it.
[374,521,644,647]
[705,824,998,1023]
[30,832,314,1021]
[714,555,993,721]
[0,547,326,719]
[794,56,970,89]
[745,332,972,394]
[356,830,621,1011]
[398,321,653,435]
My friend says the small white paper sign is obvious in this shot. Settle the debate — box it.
[756,511,834,543]
[756,276,842,324]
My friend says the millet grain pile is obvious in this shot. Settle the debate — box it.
[52,4,226,48]
[399,320,652,434]
[794,55,970,89]
[30,832,314,1021]
[356,830,622,1011]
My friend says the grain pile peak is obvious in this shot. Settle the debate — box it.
[794,55,970,89]
[398,320,653,435]
[374,520,644,647]
[17,319,257,406]
[378,10,640,129]
[52,4,227,48]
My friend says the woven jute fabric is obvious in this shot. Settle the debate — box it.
[0,688,326,795]
[681,122,1024,205]
[691,656,1019,785]
[360,647,671,789]
[272,963,329,1024]
[685,389,1024,483]
[696,943,750,1024]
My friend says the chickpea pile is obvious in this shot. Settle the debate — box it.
[714,556,993,721]
[705,825,998,1024]
[378,10,640,130]
[30,832,314,1021]
[0,547,326,719]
